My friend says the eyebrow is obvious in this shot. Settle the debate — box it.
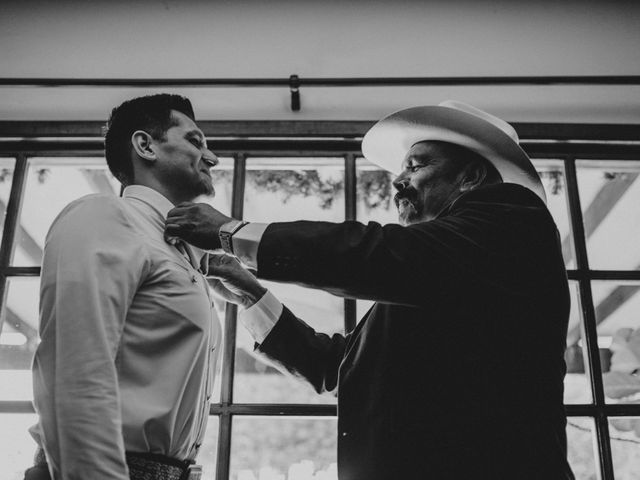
[185,130,204,140]
[185,130,207,146]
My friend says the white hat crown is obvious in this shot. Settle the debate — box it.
[438,100,520,144]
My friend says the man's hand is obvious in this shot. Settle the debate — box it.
[165,202,233,249]
[207,253,267,309]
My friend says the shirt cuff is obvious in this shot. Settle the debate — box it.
[232,222,269,270]
[238,289,283,344]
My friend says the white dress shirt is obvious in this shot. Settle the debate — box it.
[232,224,283,343]
[30,185,221,480]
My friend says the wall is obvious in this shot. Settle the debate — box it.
[0,0,639,122]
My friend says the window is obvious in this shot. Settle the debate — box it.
[1,124,639,479]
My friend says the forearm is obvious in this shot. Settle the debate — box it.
[257,306,345,395]
[257,220,440,305]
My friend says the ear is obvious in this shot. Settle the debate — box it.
[459,161,487,192]
[131,130,156,163]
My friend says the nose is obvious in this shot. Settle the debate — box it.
[393,173,409,192]
[203,149,219,168]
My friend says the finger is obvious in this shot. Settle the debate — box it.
[164,235,179,245]
[164,224,187,237]
[165,211,190,223]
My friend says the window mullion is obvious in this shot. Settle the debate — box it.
[564,156,614,480]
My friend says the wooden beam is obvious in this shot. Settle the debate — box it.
[1,121,640,141]
[561,173,638,264]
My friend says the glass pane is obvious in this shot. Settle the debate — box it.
[193,157,234,216]
[356,158,397,225]
[197,415,219,478]
[14,157,234,266]
[230,416,337,480]
[532,159,574,268]
[210,303,226,404]
[244,157,345,223]
[576,160,640,270]
[566,417,598,479]
[0,277,40,401]
[609,417,640,479]
[591,281,640,404]
[0,157,16,248]
[0,413,39,480]
[14,158,120,266]
[565,281,592,404]
[234,281,342,404]
[0,413,218,480]
[237,157,345,404]
[356,300,374,325]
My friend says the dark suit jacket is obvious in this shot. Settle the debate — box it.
[255,183,574,480]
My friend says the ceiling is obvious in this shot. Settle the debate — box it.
[0,0,639,123]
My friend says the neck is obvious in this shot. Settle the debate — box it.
[132,177,193,205]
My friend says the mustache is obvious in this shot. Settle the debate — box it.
[394,188,418,207]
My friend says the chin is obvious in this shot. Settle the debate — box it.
[198,179,215,197]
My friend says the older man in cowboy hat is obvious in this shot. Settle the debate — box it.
[165,101,574,479]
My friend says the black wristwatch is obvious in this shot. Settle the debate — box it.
[219,220,249,255]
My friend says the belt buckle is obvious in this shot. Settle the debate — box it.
[187,464,203,480]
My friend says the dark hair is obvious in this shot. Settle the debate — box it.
[104,94,195,185]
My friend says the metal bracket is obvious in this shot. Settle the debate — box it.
[289,74,300,112]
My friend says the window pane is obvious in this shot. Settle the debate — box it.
[244,157,345,222]
[576,160,640,270]
[0,413,39,480]
[532,159,574,268]
[0,277,39,401]
[13,157,234,266]
[566,417,598,479]
[13,158,120,266]
[0,157,16,248]
[565,281,592,404]
[592,281,640,404]
[197,416,219,478]
[230,416,337,480]
[609,417,640,479]
[237,157,345,404]
[355,158,397,225]
[234,281,341,404]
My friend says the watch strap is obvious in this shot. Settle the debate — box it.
[219,220,249,255]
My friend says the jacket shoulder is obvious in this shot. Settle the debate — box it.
[455,183,545,208]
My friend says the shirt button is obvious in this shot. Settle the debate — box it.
[342,431,348,437]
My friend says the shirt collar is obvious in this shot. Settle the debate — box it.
[123,185,175,219]
[122,185,208,266]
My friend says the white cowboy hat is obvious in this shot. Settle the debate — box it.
[361,100,546,203]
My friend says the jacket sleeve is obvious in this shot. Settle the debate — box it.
[257,305,349,396]
[35,196,149,480]
[257,185,557,307]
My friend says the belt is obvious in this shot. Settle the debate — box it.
[28,448,202,480]
[126,452,202,480]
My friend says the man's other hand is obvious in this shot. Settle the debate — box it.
[165,202,232,249]
[207,253,267,309]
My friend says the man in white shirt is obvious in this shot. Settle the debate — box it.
[26,94,222,480]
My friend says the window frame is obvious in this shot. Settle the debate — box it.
[1,121,640,479]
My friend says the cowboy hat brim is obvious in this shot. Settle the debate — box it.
[361,105,546,203]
